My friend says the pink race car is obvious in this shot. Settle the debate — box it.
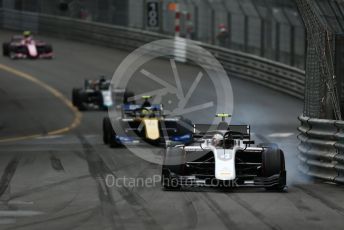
[2,32,53,59]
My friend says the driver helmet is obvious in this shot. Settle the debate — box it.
[141,109,152,117]
[91,80,98,90]
[23,31,32,38]
[142,96,152,108]
[212,134,223,147]
[99,76,106,82]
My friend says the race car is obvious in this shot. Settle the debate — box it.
[2,31,53,59]
[103,96,194,147]
[72,76,117,111]
[161,114,286,191]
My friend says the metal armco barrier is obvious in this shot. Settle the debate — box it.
[0,8,305,100]
[298,115,344,184]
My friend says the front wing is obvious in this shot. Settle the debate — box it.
[164,169,286,188]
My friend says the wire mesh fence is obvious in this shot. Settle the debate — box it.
[296,0,344,119]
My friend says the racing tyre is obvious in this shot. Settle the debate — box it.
[261,148,286,191]
[161,147,184,190]
[124,91,135,104]
[2,43,9,56]
[72,88,83,110]
[72,88,78,106]
[45,44,53,53]
[72,89,86,111]
[45,45,53,59]
[103,117,121,148]
[102,117,111,144]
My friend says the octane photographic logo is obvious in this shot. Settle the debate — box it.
[109,38,233,164]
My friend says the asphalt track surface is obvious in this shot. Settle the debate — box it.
[0,30,343,230]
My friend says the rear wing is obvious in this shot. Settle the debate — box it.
[121,104,164,118]
[193,124,250,139]
[11,35,24,41]
[122,104,163,111]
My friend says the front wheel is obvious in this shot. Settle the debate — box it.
[161,147,184,190]
[261,148,286,191]
[103,117,121,148]
[2,43,9,56]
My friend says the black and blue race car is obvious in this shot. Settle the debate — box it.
[102,96,194,147]
[72,76,116,111]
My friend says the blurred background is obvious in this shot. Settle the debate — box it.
[0,1,344,229]
[0,0,305,69]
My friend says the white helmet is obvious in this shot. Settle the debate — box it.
[212,134,223,147]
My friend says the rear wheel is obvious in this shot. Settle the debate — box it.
[45,44,53,53]
[44,45,53,59]
[124,91,135,104]
[72,89,86,111]
[261,148,286,191]
[102,117,110,145]
[161,147,184,190]
[2,43,9,56]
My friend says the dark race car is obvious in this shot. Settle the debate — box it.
[103,96,194,148]
[72,76,116,111]
[2,31,53,59]
[161,114,287,191]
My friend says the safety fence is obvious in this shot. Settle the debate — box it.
[296,0,343,120]
[0,8,306,100]
[298,115,344,184]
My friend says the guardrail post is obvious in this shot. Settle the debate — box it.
[227,12,231,49]
[260,19,265,57]
[194,5,198,40]
[2,0,14,9]
[0,8,3,27]
[143,0,147,30]
[211,8,215,44]
[244,14,248,53]
[290,25,296,66]
[275,22,281,62]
